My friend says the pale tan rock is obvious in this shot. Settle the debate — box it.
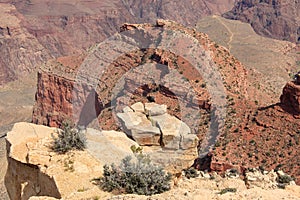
[145,103,167,116]
[156,19,173,27]
[6,122,56,164]
[130,102,145,113]
[5,122,136,200]
[85,129,139,166]
[117,112,151,130]
[130,126,161,146]
[180,134,199,150]
[149,113,192,149]
[117,111,160,146]
[122,106,133,113]
[118,102,198,173]
[29,196,58,200]
[245,168,281,189]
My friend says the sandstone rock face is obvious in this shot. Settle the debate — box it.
[86,129,139,167]
[5,122,138,200]
[5,122,62,200]
[117,102,198,173]
[280,81,300,114]
[117,111,161,146]
[32,70,98,128]
[223,0,300,43]
[32,19,247,134]
[130,102,144,113]
[145,103,167,116]
[149,113,192,149]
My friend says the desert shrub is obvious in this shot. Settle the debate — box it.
[277,174,293,184]
[219,188,237,195]
[100,146,172,195]
[51,121,86,154]
[183,167,199,179]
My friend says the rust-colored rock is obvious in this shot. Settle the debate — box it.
[280,81,300,115]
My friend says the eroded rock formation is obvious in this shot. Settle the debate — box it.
[31,20,300,186]
[280,81,300,115]
[224,0,300,43]
[117,102,199,172]
[210,82,300,185]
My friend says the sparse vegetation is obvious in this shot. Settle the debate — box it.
[77,187,87,192]
[234,128,239,133]
[219,188,237,195]
[99,145,172,195]
[63,158,75,172]
[183,167,199,179]
[51,121,86,154]
[277,174,293,184]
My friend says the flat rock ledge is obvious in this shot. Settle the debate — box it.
[5,122,138,200]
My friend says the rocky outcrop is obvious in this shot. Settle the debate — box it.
[280,81,300,114]
[32,19,247,138]
[117,102,199,173]
[30,19,300,188]
[32,70,97,128]
[223,0,300,43]
[244,168,296,189]
[5,123,62,200]
[5,122,139,200]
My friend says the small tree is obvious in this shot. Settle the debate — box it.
[51,121,86,154]
[100,146,172,195]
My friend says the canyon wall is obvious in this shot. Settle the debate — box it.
[0,0,236,84]
[224,0,300,43]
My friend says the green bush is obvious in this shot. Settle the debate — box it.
[51,121,86,154]
[100,147,172,195]
[183,167,199,179]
